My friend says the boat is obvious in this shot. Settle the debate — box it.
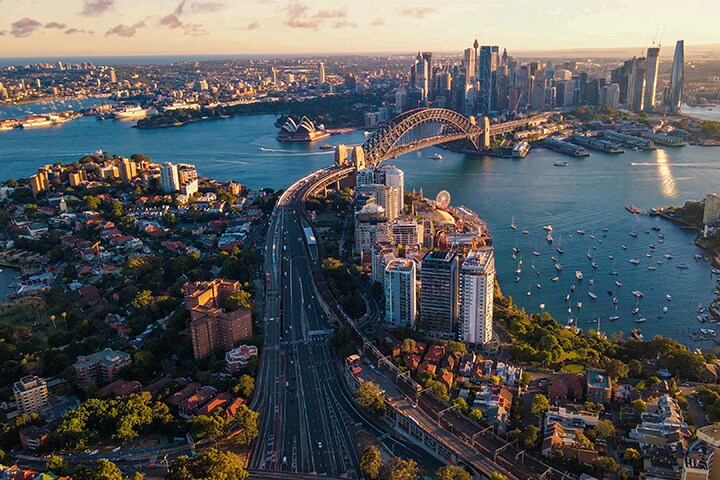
[553,161,568,167]
[588,291,598,300]
[547,233,553,243]
[575,271,583,280]
[629,232,639,238]
[522,230,529,235]
[515,258,522,274]
[570,284,576,292]
[635,317,647,323]
[543,225,553,232]
[656,260,664,265]
[652,226,661,231]
[591,262,598,269]
[632,307,640,314]
[607,289,613,296]
[647,266,657,271]
[533,251,540,256]
[429,153,444,160]
[513,247,520,254]
[622,245,628,250]
[677,263,689,269]
[615,280,623,287]
[626,205,641,214]
[514,277,520,283]
[510,217,516,230]
[555,263,563,271]
[587,248,593,260]
[589,279,594,286]
[539,304,545,310]
[536,284,542,289]
[319,144,334,150]
[608,256,614,260]
[613,297,618,305]
[556,247,564,254]
[363,131,371,136]
[602,228,609,232]
[565,294,570,301]
[576,229,585,235]
[609,315,620,321]
[631,329,644,341]
[577,302,583,309]
[658,233,665,239]
[646,253,653,257]
[551,276,559,282]
[512,142,531,158]
[649,244,656,250]
[551,256,557,261]
[664,253,673,259]
[610,271,618,276]
[694,254,703,260]
[666,294,672,301]
[632,291,644,298]
[590,234,596,240]
[629,258,640,265]
[663,306,668,313]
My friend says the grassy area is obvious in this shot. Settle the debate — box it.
[560,363,586,374]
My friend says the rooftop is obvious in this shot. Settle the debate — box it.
[461,247,494,271]
[386,259,414,272]
[587,369,611,389]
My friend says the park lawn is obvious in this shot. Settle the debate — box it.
[560,363,586,374]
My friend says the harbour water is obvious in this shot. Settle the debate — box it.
[1,114,720,344]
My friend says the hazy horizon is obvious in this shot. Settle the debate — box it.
[1,0,718,57]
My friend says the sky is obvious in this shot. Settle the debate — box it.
[0,0,718,57]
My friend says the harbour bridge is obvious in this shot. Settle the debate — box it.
[358,107,553,167]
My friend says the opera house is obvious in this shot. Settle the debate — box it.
[276,116,331,142]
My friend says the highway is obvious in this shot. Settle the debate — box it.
[249,169,447,478]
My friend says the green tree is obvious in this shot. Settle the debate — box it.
[188,414,227,441]
[624,448,642,466]
[131,290,154,309]
[46,455,68,475]
[355,381,385,414]
[223,289,252,311]
[489,474,507,480]
[359,446,382,480]
[233,405,259,446]
[632,399,647,414]
[575,433,594,450]
[132,473,144,480]
[628,359,643,377]
[83,195,101,210]
[531,394,550,417]
[519,425,539,449]
[401,338,418,354]
[591,456,618,475]
[445,341,467,354]
[74,459,122,480]
[380,457,419,480]
[232,374,255,398]
[520,371,531,388]
[452,397,469,414]
[594,419,616,439]
[436,466,472,480]
[23,204,38,218]
[166,448,248,480]
[468,409,484,424]
[605,359,629,380]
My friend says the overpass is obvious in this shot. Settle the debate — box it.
[358,108,554,167]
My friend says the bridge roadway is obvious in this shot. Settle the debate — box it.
[249,168,446,477]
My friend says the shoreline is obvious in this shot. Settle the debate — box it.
[651,208,720,267]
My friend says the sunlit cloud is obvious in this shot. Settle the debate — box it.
[11,17,42,38]
[105,23,145,37]
[80,0,115,17]
[245,21,260,30]
[44,22,67,29]
[400,7,437,18]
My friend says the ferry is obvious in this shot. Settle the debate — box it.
[575,271,583,280]
[114,106,149,120]
[626,205,641,214]
[512,142,530,158]
[429,153,444,160]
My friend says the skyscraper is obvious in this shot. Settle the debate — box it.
[669,40,684,113]
[376,164,404,214]
[463,48,476,86]
[384,259,417,327]
[459,247,495,345]
[643,47,660,112]
[318,62,326,84]
[478,45,498,114]
[627,57,646,113]
[420,252,459,334]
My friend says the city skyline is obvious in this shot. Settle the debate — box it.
[0,0,718,57]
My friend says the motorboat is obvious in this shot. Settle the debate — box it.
[570,284,576,292]
[677,263,689,269]
[522,230,529,235]
[591,262,598,269]
[575,271,583,280]
[555,263,563,271]
[666,294,672,301]
[547,233,553,243]
[544,225,553,232]
[632,291,644,298]
[536,283,542,289]
[577,302,583,309]
[514,277,520,283]
[615,281,623,287]
[629,232,639,238]
[565,294,570,301]
[588,291,598,299]
[622,245,627,250]
[629,258,640,265]
[613,297,618,305]
[635,317,647,323]
[551,276,559,282]
[647,266,656,271]
[576,230,585,235]
[609,315,619,321]
[608,256,614,260]
[429,153,444,160]
[533,251,540,256]
[664,253,673,259]
[632,307,640,315]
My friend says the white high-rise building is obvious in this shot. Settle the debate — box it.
[160,163,181,193]
[384,259,416,327]
[318,62,326,84]
[378,165,404,215]
[356,184,399,220]
[356,168,375,187]
[459,247,495,345]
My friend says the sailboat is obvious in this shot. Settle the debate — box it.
[610,259,618,276]
[556,234,564,254]
[510,216,517,230]
[587,247,593,260]
[588,283,598,299]
[547,232,553,243]
[515,257,523,274]
[533,242,540,256]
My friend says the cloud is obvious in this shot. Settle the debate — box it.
[11,17,42,37]
[245,21,260,30]
[370,18,385,26]
[81,0,114,16]
[105,23,140,37]
[400,7,437,18]
[314,7,347,19]
[333,20,357,28]
[190,1,225,13]
[64,27,93,35]
[0,31,6,36]
[44,22,67,29]
[159,13,184,29]
[158,1,208,35]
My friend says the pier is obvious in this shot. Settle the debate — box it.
[542,137,591,157]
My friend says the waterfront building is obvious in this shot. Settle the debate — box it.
[669,40,685,114]
[119,158,138,182]
[391,219,424,246]
[318,62,326,84]
[73,348,132,386]
[184,279,253,360]
[420,251,459,335]
[354,204,391,255]
[644,47,660,112]
[459,247,495,345]
[68,171,86,187]
[703,194,720,226]
[277,116,330,142]
[13,376,49,415]
[384,259,417,327]
[586,369,612,403]
[160,162,180,193]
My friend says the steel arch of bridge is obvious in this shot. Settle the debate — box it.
[361,108,484,166]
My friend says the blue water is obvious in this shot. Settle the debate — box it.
[0,97,111,120]
[1,115,719,345]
